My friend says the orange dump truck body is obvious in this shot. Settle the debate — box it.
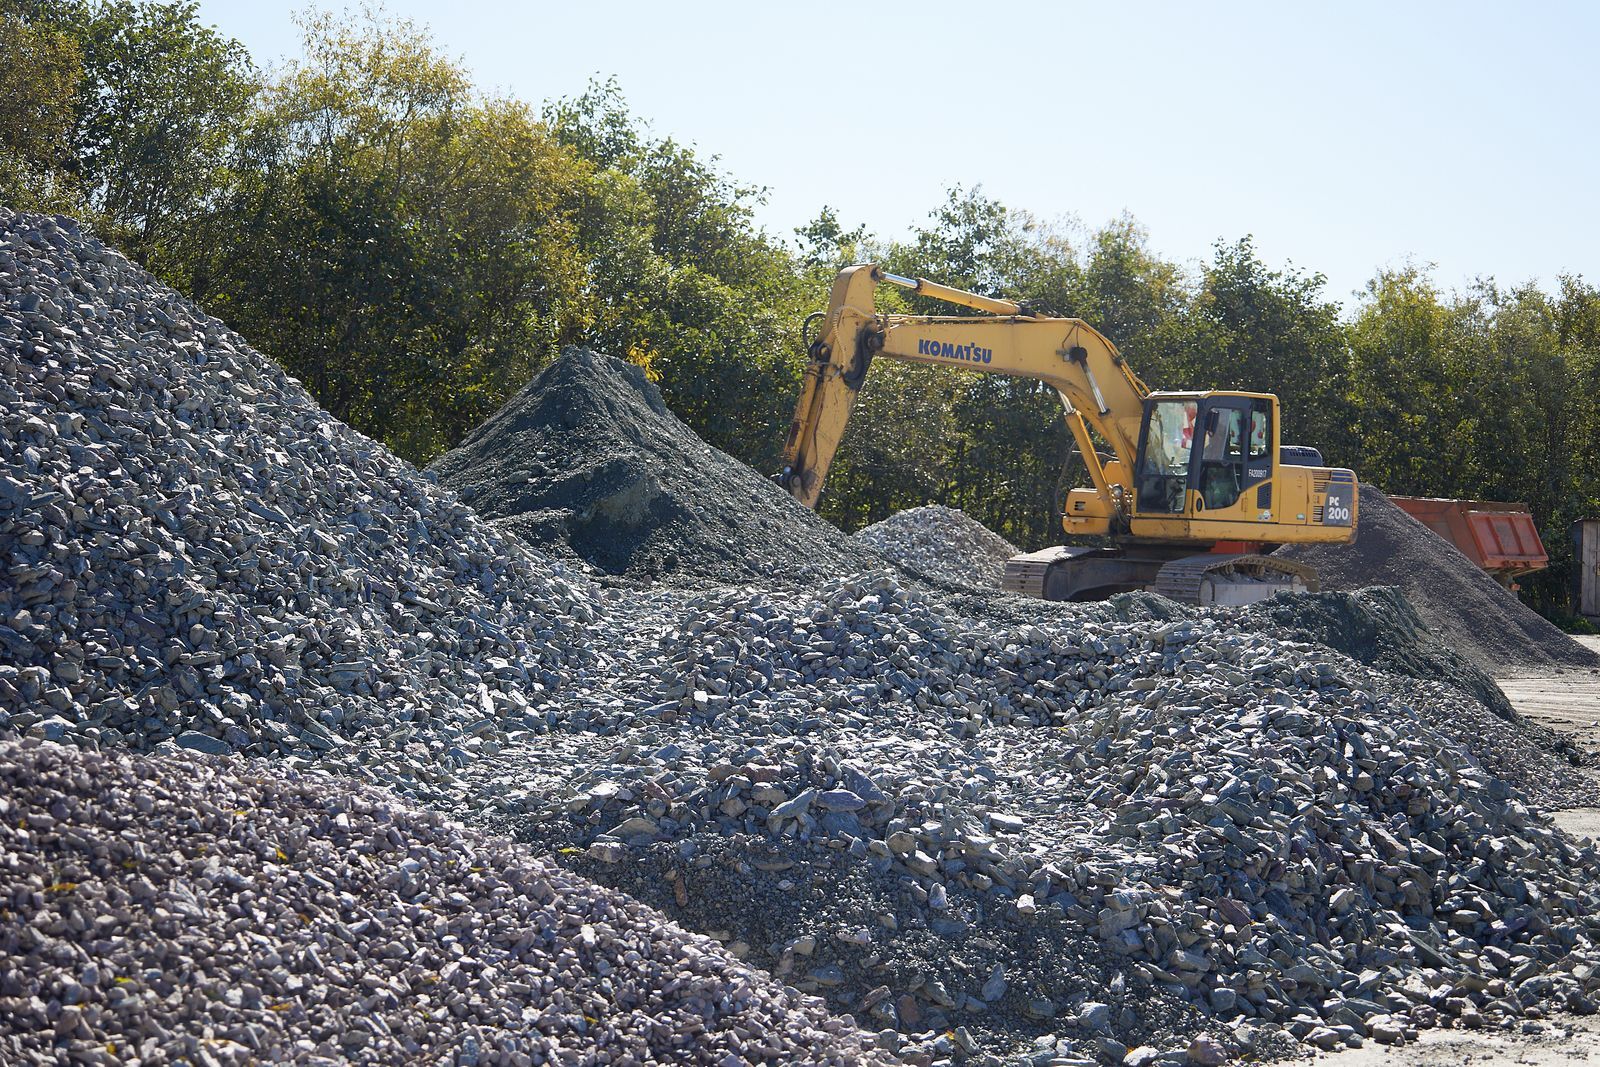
[1388,496,1549,586]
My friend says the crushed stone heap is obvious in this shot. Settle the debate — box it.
[1277,486,1600,675]
[0,739,889,1066]
[10,210,1600,1065]
[478,575,1600,1063]
[0,210,597,768]
[429,348,886,586]
[850,504,1021,593]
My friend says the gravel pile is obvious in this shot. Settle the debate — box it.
[10,210,1600,1065]
[1240,587,1598,800]
[0,739,888,1066]
[430,348,885,586]
[0,210,596,784]
[1277,486,1600,675]
[851,505,1021,593]
[474,574,1600,1063]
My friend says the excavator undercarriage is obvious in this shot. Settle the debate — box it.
[1001,546,1319,605]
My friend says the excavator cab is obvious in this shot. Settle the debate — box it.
[1133,391,1276,522]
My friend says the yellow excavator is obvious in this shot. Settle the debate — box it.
[778,264,1359,605]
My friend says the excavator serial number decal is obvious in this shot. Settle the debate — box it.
[917,339,994,364]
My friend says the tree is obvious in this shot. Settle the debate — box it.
[1182,238,1353,461]
[180,8,594,461]
[544,79,812,469]
[0,5,84,214]
[7,0,258,259]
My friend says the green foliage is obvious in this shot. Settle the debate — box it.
[1183,239,1351,459]
[543,79,812,469]
[1344,272,1600,611]
[172,8,591,460]
[4,0,258,257]
[0,4,85,213]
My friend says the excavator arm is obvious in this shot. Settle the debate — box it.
[778,264,1149,526]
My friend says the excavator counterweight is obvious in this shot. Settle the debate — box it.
[778,264,1358,606]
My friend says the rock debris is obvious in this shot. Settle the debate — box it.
[6,209,1600,1065]
[0,739,887,1066]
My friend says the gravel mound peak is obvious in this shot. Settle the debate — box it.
[0,739,888,1066]
[0,207,599,791]
[851,505,1021,593]
[430,347,884,586]
[1277,486,1599,675]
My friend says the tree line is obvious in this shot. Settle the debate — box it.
[5,2,1598,621]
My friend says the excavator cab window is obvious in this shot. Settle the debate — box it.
[1134,399,1197,513]
[1197,406,1245,509]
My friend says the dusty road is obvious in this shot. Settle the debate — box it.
[1319,1014,1600,1066]
[1499,635,1600,842]
[1498,635,1600,759]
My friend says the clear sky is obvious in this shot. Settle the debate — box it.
[194,0,1599,307]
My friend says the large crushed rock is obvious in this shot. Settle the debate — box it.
[0,210,596,773]
[1239,588,1599,808]
[474,573,1600,1063]
[430,348,884,586]
[0,739,888,1066]
[1277,486,1600,675]
[851,505,1021,593]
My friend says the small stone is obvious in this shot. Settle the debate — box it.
[175,731,232,755]
[1187,1034,1228,1066]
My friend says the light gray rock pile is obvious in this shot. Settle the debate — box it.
[0,738,889,1066]
[477,574,1600,1062]
[0,210,596,774]
[850,505,1021,593]
[9,208,1600,1065]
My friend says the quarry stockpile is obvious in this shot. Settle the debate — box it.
[10,208,1600,1065]
[851,504,1022,593]
[486,574,1600,1064]
[430,349,885,586]
[1278,486,1600,675]
[0,740,888,1066]
[0,210,596,778]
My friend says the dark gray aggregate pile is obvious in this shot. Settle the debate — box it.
[0,739,888,1066]
[431,348,885,586]
[1277,487,1600,675]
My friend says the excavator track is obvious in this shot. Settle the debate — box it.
[1148,553,1319,606]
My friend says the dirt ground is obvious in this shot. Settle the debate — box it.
[1388,636,1600,1065]
[1317,1014,1600,1066]
[1497,636,1600,759]
[1499,634,1600,844]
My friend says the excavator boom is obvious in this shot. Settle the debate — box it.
[781,265,1148,524]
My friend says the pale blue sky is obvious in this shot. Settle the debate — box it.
[195,0,1599,306]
